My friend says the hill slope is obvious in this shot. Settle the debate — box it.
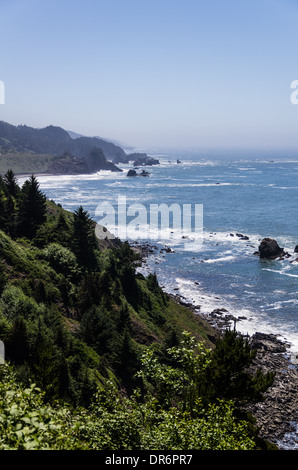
[0,121,127,173]
[0,171,276,450]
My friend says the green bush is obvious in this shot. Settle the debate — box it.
[42,243,80,280]
[0,286,45,321]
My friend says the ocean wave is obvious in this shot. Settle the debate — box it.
[170,277,298,354]
[203,255,236,264]
[262,268,298,278]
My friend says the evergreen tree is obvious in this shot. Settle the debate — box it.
[3,194,17,237]
[16,175,47,239]
[52,211,72,246]
[72,206,97,268]
[5,318,29,365]
[200,330,275,404]
[0,262,7,295]
[3,169,20,197]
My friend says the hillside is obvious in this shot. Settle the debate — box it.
[0,121,126,174]
[0,170,276,450]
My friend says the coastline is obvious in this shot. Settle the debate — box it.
[133,240,298,450]
[9,170,297,449]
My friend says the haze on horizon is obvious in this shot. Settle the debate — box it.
[1,0,298,153]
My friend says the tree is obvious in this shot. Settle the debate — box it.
[16,175,47,239]
[72,206,97,268]
[3,169,20,198]
[200,330,275,404]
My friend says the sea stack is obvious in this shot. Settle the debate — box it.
[257,238,286,259]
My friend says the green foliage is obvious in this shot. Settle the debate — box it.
[42,243,80,280]
[0,285,45,321]
[0,364,87,450]
[0,172,276,450]
[137,332,212,412]
[0,362,256,450]
[3,169,20,197]
[16,175,47,239]
[200,330,275,404]
[72,206,97,268]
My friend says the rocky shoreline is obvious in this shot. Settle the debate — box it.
[245,332,298,449]
[131,240,298,450]
[170,291,298,448]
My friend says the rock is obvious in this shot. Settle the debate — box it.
[139,170,150,177]
[132,155,159,166]
[258,238,286,259]
[294,245,298,253]
[127,169,150,177]
[250,332,288,353]
[84,147,122,173]
[47,152,90,175]
[160,246,174,253]
[244,332,298,447]
[210,308,228,315]
[127,169,137,177]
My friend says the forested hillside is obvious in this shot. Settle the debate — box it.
[0,170,276,450]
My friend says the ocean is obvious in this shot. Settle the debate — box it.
[19,152,298,361]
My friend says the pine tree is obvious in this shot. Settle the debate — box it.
[16,175,47,239]
[3,169,20,197]
[72,206,97,268]
[52,211,72,246]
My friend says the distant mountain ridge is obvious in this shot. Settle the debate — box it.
[0,120,127,161]
[67,130,134,152]
[0,120,158,175]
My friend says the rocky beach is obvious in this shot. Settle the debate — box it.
[133,240,298,450]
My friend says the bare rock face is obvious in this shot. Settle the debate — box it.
[258,238,286,259]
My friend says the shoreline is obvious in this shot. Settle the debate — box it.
[133,240,298,450]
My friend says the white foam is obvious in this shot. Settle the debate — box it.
[203,255,236,264]
[165,276,298,357]
[262,268,298,278]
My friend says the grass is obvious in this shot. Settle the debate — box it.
[0,153,56,175]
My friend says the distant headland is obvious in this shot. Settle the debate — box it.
[0,120,160,175]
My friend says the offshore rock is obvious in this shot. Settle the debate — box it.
[127,169,137,177]
[257,238,286,259]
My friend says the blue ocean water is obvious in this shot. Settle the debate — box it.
[19,153,298,358]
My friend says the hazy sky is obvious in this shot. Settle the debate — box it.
[1,0,298,151]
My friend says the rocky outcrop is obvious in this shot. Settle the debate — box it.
[127,169,138,177]
[127,169,150,177]
[47,153,90,175]
[84,147,122,173]
[47,148,122,175]
[245,332,298,448]
[257,238,287,259]
[132,154,159,166]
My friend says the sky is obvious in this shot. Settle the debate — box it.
[1,0,298,152]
